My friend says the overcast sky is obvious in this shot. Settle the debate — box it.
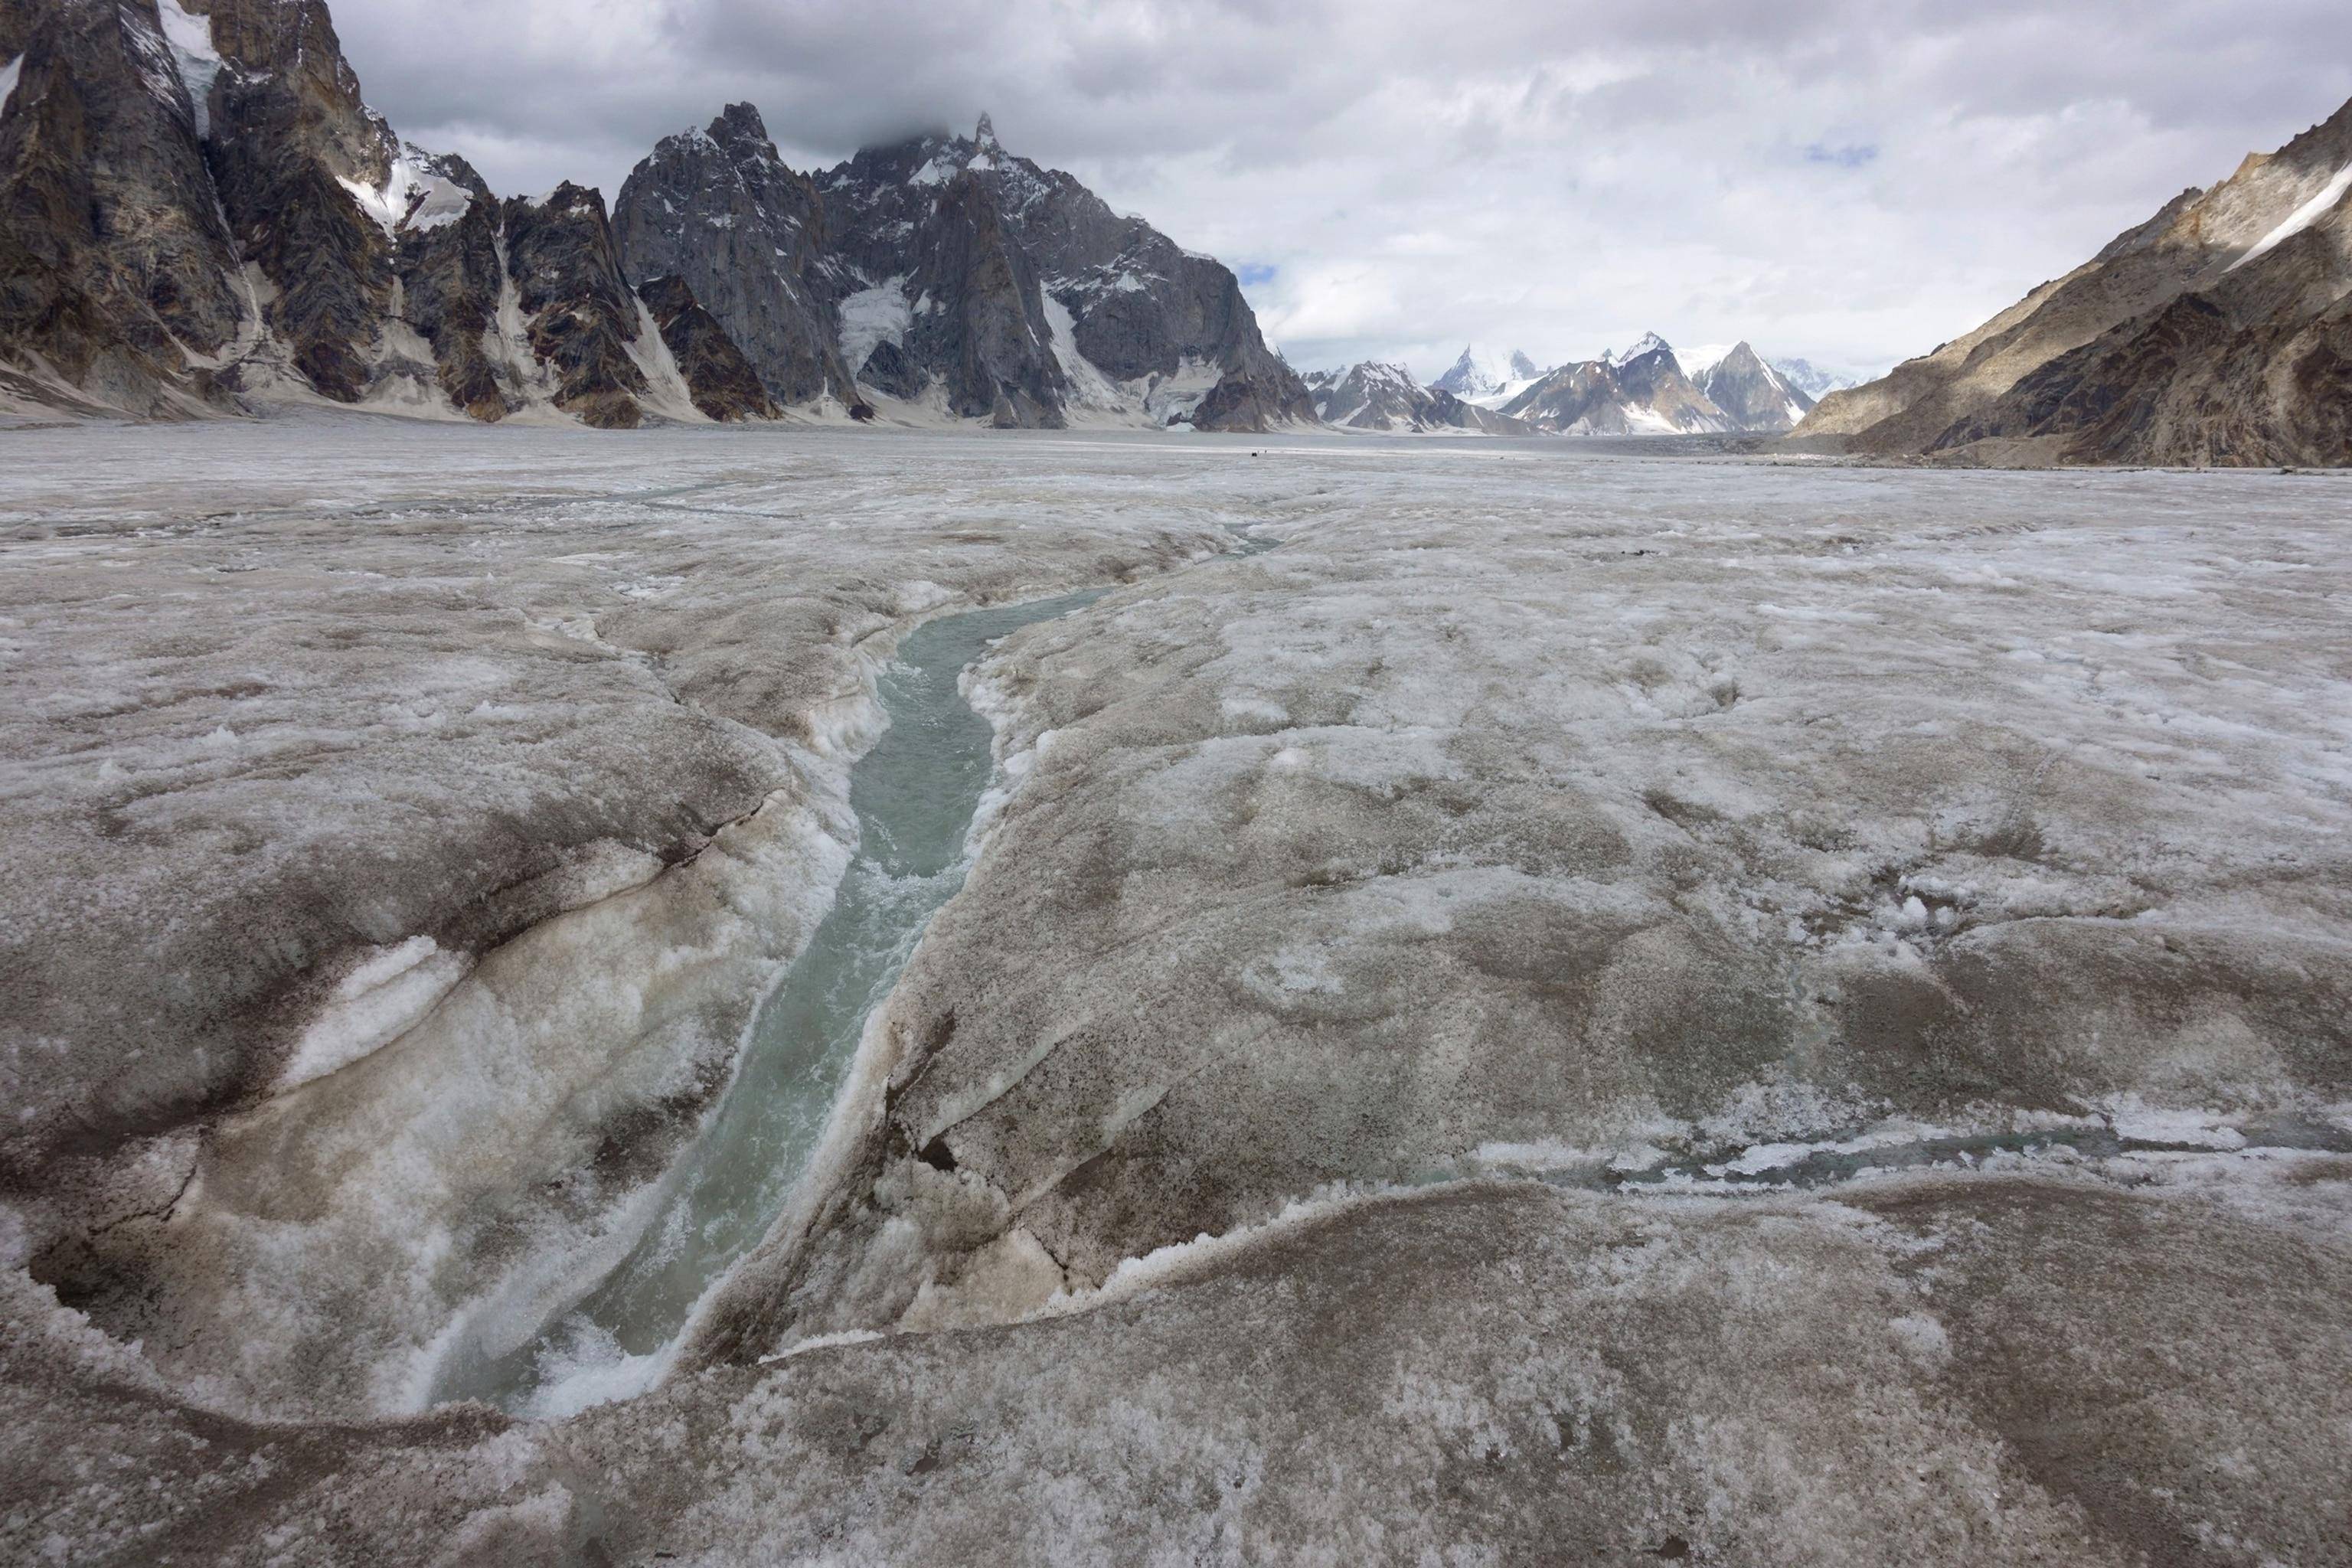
[340,0,2352,381]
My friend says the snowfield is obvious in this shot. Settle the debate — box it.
[3,418,2349,1564]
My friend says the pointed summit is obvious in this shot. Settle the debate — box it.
[1432,345,1537,400]
[1609,332,1673,366]
[975,112,999,150]
[710,102,772,151]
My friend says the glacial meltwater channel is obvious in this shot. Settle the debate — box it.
[430,586,1107,1417]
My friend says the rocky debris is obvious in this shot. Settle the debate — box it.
[0,0,245,415]
[1694,341,1815,431]
[1306,358,1540,434]
[637,273,781,421]
[612,102,851,408]
[1503,335,1733,433]
[1800,96,2352,466]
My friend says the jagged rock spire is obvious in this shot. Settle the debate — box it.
[974,112,999,150]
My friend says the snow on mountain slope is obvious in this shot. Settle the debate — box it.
[1432,344,1538,399]
[1694,343,1815,432]
[1308,361,1541,435]
[1770,358,1867,399]
[1502,335,1733,435]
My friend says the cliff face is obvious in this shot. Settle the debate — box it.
[0,0,773,426]
[637,273,780,422]
[0,0,245,415]
[1800,99,2352,466]
[610,103,847,409]
[616,108,1317,431]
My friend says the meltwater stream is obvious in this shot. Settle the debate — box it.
[431,586,1107,1417]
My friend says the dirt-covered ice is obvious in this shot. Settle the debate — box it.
[3,421,2348,1565]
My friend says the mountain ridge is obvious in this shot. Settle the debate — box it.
[0,2,1314,433]
[1796,96,2352,466]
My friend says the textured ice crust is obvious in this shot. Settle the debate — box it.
[3,425,2350,1563]
[0,416,1227,1419]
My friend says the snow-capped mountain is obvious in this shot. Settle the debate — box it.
[616,109,1315,430]
[1500,335,1732,435]
[0,2,1312,433]
[1693,343,1815,432]
[0,0,773,426]
[1431,345,1540,400]
[1769,358,1866,400]
[1307,361,1539,435]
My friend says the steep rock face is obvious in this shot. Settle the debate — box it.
[0,0,244,414]
[1307,359,1539,434]
[638,273,781,421]
[904,163,1067,426]
[1502,336,1731,434]
[612,103,848,407]
[808,115,1315,429]
[1694,342,1815,432]
[390,149,504,419]
[1802,96,2352,465]
[192,0,403,401]
[0,0,774,426]
[499,183,655,429]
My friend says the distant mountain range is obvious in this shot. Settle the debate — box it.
[1307,337,1847,437]
[0,0,1314,430]
[1798,96,2352,466]
[1304,361,1538,435]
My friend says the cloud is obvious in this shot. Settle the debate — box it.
[332,0,2352,377]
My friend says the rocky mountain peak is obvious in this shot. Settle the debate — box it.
[1433,344,1539,399]
[1611,332,1674,367]
[975,111,998,150]
[1694,341,1815,432]
[709,100,773,154]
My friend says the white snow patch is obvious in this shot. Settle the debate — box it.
[2227,160,2352,272]
[340,149,475,237]
[1679,343,1736,381]
[757,1328,884,1365]
[1040,295,1136,416]
[152,0,220,136]
[0,55,19,122]
[280,936,474,1090]
[511,1316,673,1421]
[2105,1096,2248,1150]
[837,278,912,381]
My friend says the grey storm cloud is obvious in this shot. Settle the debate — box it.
[335,0,2352,378]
